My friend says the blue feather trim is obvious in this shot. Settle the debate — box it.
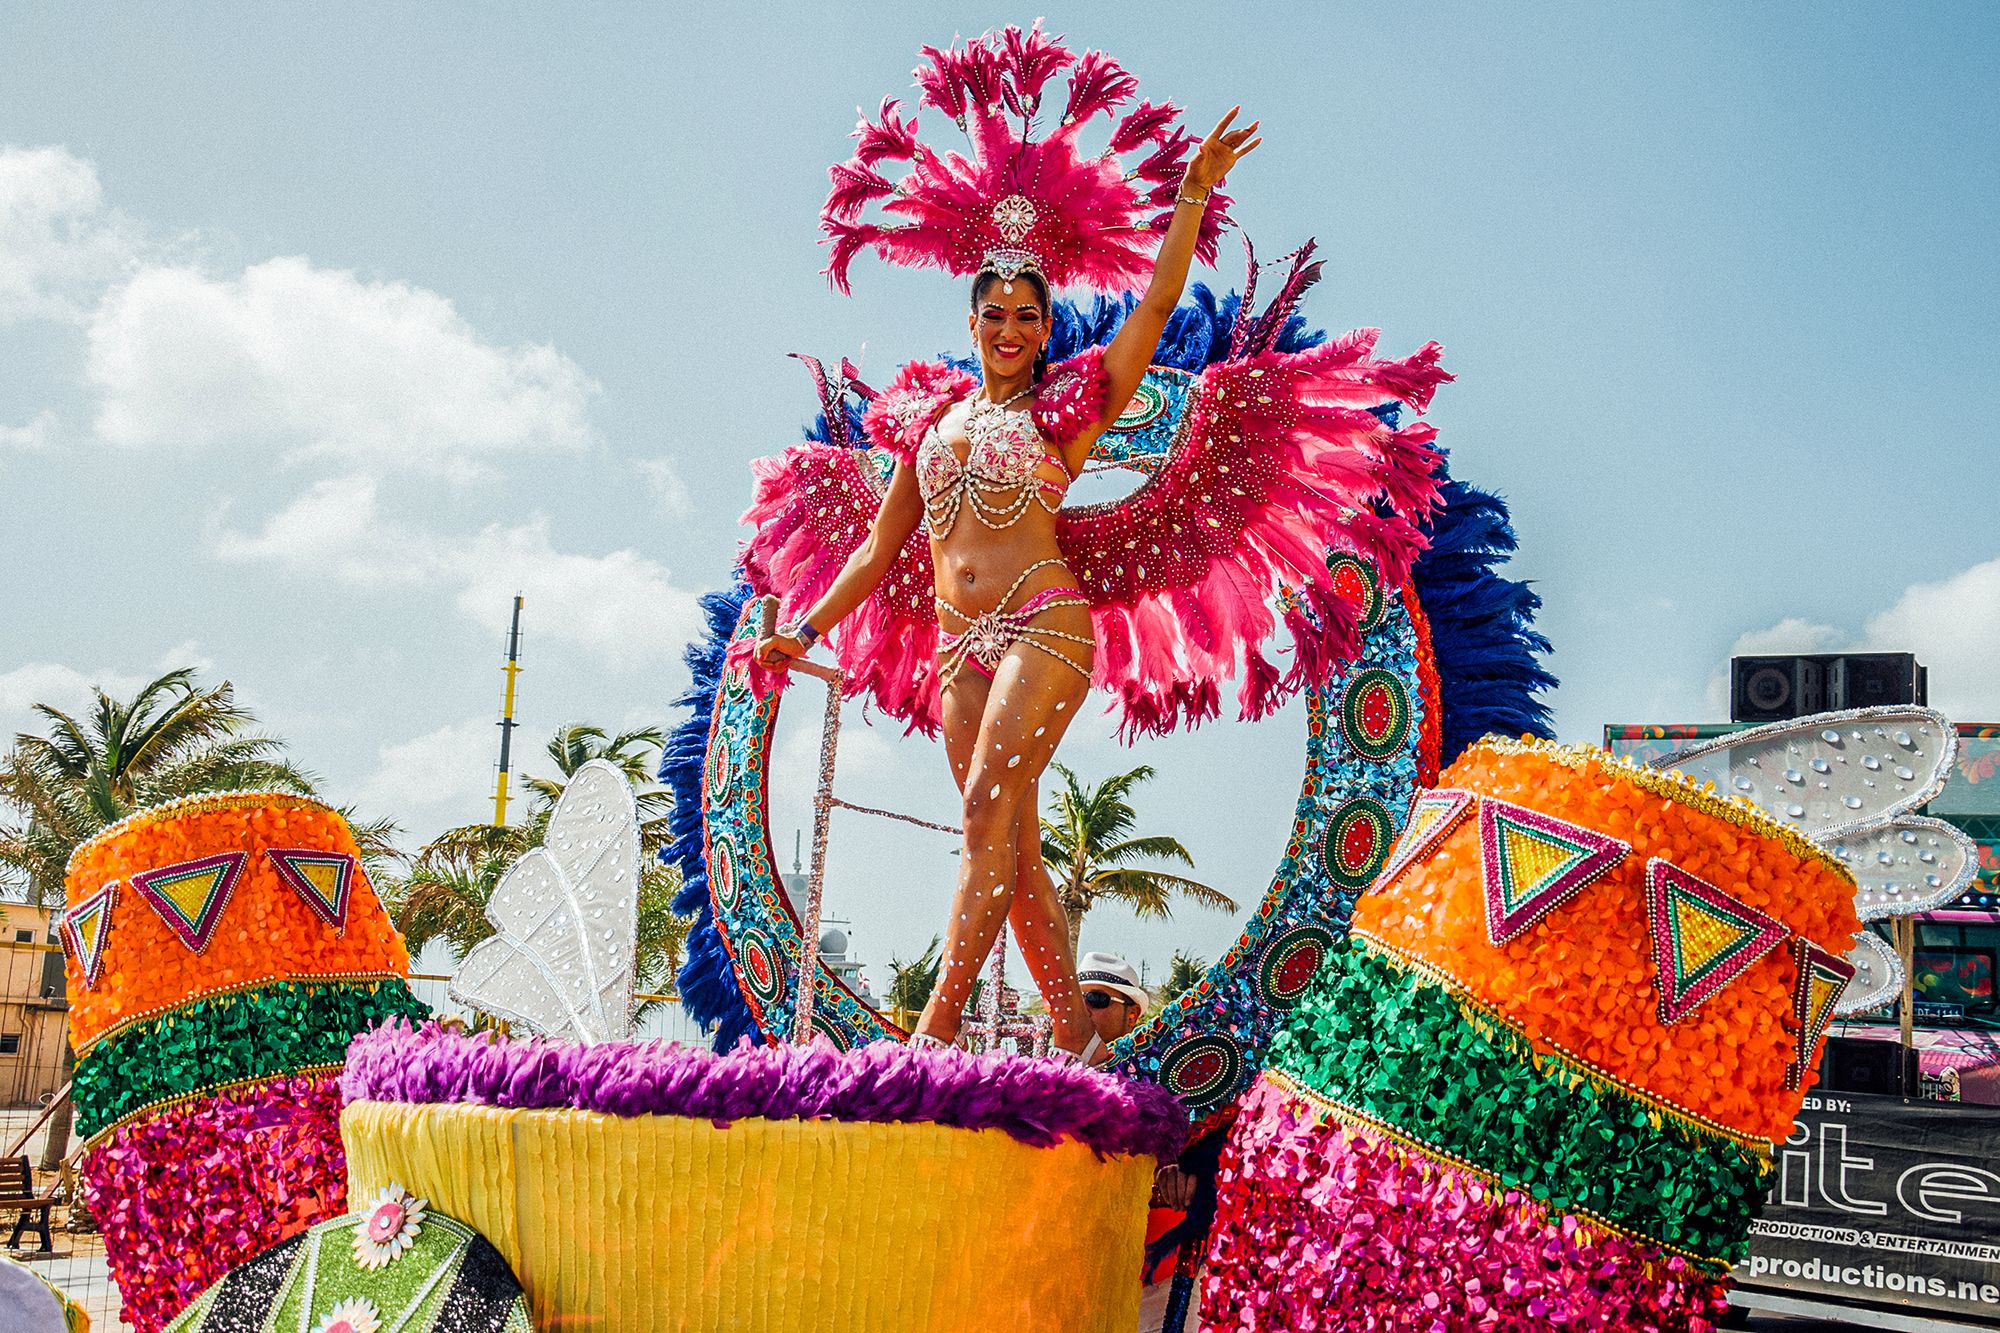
[1411,467,1558,767]
[660,578,764,1051]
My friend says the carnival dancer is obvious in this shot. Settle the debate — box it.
[744,26,1450,1063]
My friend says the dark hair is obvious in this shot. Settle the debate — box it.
[971,270,1051,383]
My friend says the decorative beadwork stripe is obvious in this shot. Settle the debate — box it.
[1471,737,1850,881]
[64,791,336,875]
[1266,942,1766,1264]
[73,977,428,1138]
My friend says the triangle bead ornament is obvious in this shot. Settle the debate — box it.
[1378,789,1476,889]
[1645,858,1790,1025]
[60,879,119,990]
[1786,937,1858,1091]
[129,850,247,954]
[266,848,359,931]
[1478,797,1631,945]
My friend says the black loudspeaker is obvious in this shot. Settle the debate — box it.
[1730,652,1926,722]
[1731,656,1826,722]
[1823,1036,1919,1096]
[1830,653,1926,709]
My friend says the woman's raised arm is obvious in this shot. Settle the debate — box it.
[1081,107,1263,465]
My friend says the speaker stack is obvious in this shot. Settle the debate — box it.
[1731,652,1926,723]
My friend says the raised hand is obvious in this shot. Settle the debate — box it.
[1184,106,1262,194]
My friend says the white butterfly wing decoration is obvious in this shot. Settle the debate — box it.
[1656,707,1957,842]
[1829,814,1980,923]
[1833,930,1905,1018]
[448,759,641,1043]
[1648,706,1975,1021]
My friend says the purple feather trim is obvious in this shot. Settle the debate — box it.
[344,1021,1189,1162]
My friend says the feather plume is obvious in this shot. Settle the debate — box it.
[823,159,896,222]
[1129,128,1194,183]
[852,98,919,166]
[913,44,970,121]
[822,219,886,296]
[1110,100,1181,154]
[1062,50,1138,126]
[959,39,1007,111]
[1001,21,1073,109]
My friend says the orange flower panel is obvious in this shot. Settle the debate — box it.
[64,794,410,1051]
[1353,741,1860,1142]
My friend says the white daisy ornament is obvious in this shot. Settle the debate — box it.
[313,1297,383,1333]
[351,1184,428,1269]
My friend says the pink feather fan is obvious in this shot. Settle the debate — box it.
[821,23,1233,294]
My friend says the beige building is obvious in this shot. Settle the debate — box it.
[0,898,70,1109]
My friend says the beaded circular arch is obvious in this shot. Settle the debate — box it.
[694,541,1442,1128]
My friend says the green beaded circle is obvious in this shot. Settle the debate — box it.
[1322,798,1394,891]
[1326,552,1386,632]
[1339,667,1412,761]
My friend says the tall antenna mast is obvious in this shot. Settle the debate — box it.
[492,594,525,826]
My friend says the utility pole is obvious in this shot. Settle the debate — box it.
[492,595,524,826]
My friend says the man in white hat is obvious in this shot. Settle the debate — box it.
[1076,951,1198,1215]
[1076,950,1150,1046]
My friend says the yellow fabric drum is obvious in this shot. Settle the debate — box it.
[337,1024,1189,1333]
[343,1100,1154,1333]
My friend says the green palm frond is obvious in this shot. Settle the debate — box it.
[1038,764,1233,952]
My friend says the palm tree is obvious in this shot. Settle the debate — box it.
[0,669,315,903]
[0,667,319,1173]
[381,721,686,1016]
[885,936,942,1019]
[1157,950,1210,1007]
[1041,763,1238,955]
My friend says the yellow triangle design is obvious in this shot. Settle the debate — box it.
[1806,970,1844,1031]
[1671,894,1751,978]
[297,861,342,905]
[74,910,103,960]
[1498,824,1575,906]
[156,867,226,924]
[1402,802,1451,848]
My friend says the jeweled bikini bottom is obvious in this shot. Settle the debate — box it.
[935,557,1093,687]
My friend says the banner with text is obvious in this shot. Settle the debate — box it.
[1741,1091,2000,1324]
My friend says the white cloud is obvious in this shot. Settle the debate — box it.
[211,477,702,672]
[0,644,217,745]
[354,716,498,825]
[1711,557,2000,719]
[0,411,56,453]
[87,256,597,477]
[0,145,138,324]
[1861,556,2000,719]
[635,456,692,518]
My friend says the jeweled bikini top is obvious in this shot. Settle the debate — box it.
[916,394,1073,539]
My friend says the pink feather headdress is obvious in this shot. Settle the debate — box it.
[821,24,1234,294]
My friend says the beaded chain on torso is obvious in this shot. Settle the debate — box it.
[916,387,1069,539]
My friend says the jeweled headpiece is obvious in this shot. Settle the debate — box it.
[821,24,1233,294]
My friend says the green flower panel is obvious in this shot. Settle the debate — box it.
[76,979,429,1138]
[1267,941,1770,1264]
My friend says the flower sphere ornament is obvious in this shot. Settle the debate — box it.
[351,1184,427,1270]
[312,1298,382,1333]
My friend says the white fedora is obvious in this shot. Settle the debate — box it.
[1075,951,1149,1013]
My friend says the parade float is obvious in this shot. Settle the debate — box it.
[57,792,425,1332]
[61,25,1989,1333]
[1200,711,1979,1330]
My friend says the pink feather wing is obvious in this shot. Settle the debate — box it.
[740,445,942,733]
[1058,336,1453,737]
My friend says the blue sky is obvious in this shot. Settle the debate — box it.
[3,4,1996,987]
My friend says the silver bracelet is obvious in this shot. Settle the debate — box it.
[1176,189,1210,208]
